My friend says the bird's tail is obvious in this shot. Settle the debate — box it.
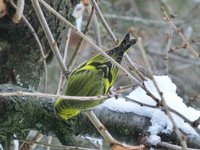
[118,32,137,52]
[107,33,137,63]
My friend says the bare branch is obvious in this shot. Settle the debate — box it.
[0,91,108,101]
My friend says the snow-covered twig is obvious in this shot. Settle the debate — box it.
[124,96,200,135]
[137,37,188,149]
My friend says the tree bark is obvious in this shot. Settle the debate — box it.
[0,0,77,89]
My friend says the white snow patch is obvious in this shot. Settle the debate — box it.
[84,136,103,146]
[148,135,161,145]
[101,76,200,144]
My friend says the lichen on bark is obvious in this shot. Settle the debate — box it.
[0,84,79,145]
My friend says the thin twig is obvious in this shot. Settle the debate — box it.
[157,141,199,150]
[124,96,200,135]
[137,37,188,149]
[124,96,158,109]
[63,28,71,65]
[67,7,95,71]
[56,28,72,94]
[90,0,118,44]
[124,55,147,82]
[31,0,69,77]
[112,83,137,94]
[103,13,184,26]
[162,7,200,59]
[0,91,108,101]
[164,22,173,74]
[17,138,99,150]
[93,13,102,47]
[10,0,48,93]
[148,50,200,65]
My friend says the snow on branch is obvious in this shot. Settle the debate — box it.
[101,76,200,146]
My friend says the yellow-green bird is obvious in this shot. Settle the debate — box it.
[55,33,136,121]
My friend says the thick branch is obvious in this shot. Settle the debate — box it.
[0,84,78,145]
[0,84,200,149]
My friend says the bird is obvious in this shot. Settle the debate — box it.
[54,33,137,121]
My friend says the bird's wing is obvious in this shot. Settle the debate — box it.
[66,69,105,96]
